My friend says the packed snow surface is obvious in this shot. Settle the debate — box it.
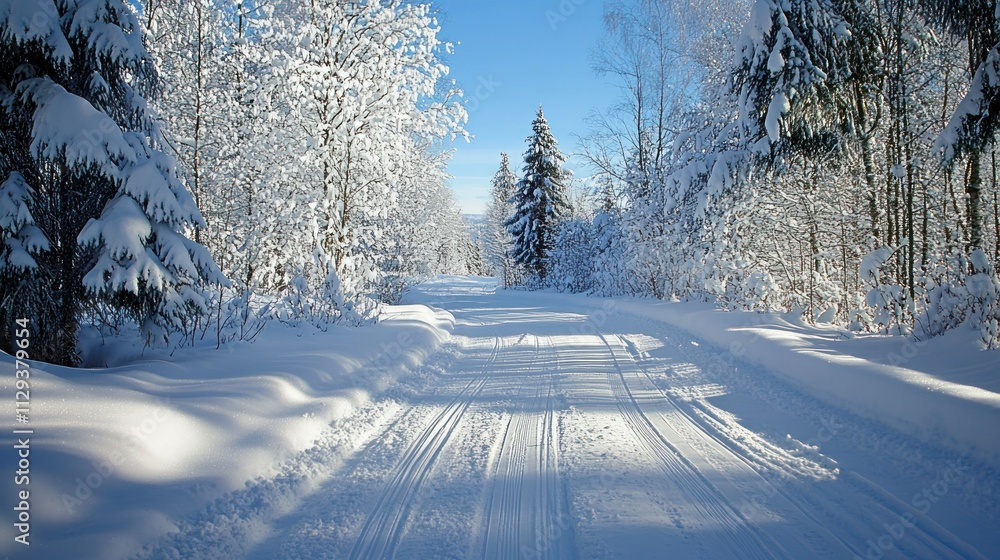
[2,276,998,559]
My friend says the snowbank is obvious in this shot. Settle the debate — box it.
[607,299,1000,468]
[0,304,453,559]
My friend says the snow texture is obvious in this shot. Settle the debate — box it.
[1,276,997,559]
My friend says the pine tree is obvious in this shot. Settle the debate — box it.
[0,0,225,365]
[921,0,1000,256]
[733,0,856,157]
[484,152,518,285]
[504,107,571,281]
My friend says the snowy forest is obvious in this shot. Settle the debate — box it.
[486,0,1000,350]
[0,0,474,366]
[4,1,1000,558]
[3,0,1000,368]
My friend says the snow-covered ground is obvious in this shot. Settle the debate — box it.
[0,305,454,559]
[2,275,998,559]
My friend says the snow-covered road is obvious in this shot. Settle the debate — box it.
[137,276,999,559]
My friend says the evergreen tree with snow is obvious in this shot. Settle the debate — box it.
[920,0,1000,256]
[0,0,225,365]
[547,218,593,293]
[484,152,518,286]
[504,107,571,282]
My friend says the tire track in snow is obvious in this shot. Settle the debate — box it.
[536,337,574,560]
[480,334,539,560]
[348,335,502,560]
[615,322,989,560]
[593,330,780,559]
[480,335,573,560]
[613,333,860,558]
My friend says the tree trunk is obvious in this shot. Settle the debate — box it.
[962,9,994,264]
[967,150,983,257]
[54,211,80,367]
[993,150,999,262]
[855,82,880,247]
[903,90,915,305]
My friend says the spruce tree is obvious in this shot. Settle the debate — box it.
[504,107,571,281]
[484,152,518,285]
[920,0,1000,256]
[0,0,225,365]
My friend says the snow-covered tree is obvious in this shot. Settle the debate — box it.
[733,0,855,157]
[373,142,471,302]
[0,0,225,365]
[574,0,999,347]
[269,0,465,295]
[921,0,1000,256]
[141,0,470,324]
[589,203,639,296]
[484,152,519,286]
[547,218,593,293]
[142,0,229,245]
[505,107,571,282]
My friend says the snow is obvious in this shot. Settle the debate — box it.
[0,0,72,61]
[122,159,187,224]
[79,196,169,293]
[19,77,137,177]
[0,304,453,559]
[767,33,785,72]
[1,276,998,559]
[764,91,789,142]
[861,245,894,281]
[608,297,1000,467]
[970,249,991,274]
[746,0,773,46]
[80,197,152,260]
[67,0,148,69]
[0,172,48,269]
[933,41,1000,163]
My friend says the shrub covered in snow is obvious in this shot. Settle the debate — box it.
[0,0,226,364]
[917,250,1000,349]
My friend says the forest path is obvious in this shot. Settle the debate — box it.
[152,276,994,560]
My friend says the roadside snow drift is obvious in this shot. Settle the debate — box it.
[0,304,453,560]
[609,299,1000,468]
[2,276,998,560]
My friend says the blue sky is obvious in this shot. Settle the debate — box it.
[431,0,620,214]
